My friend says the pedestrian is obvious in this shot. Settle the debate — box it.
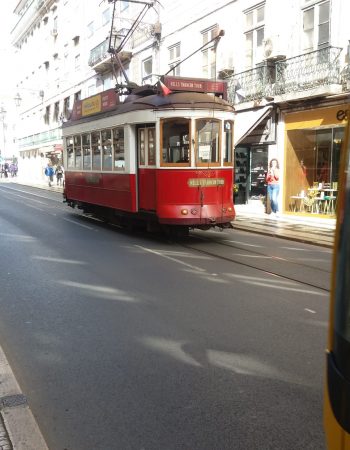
[44,163,54,187]
[9,163,16,177]
[266,158,280,217]
[56,164,64,186]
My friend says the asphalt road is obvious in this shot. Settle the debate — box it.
[0,184,331,450]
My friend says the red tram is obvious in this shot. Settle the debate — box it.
[62,82,235,233]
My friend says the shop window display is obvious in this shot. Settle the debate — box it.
[285,127,344,215]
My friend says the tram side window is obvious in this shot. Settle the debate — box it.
[92,131,101,171]
[66,137,74,168]
[196,119,220,164]
[82,133,91,170]
[224,120,233,164]
[161,118,190,165]
[74,135,82,169]
[113,127,125,169]
[102,129,112,171]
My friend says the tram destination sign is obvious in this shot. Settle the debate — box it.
[188,178,225,187]
[163,76,227,99]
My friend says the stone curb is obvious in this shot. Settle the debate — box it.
[0,346,48,450]
[232,221,334,248]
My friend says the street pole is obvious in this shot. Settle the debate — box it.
[0,106,6,163]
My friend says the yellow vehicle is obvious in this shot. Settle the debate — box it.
[324,109,350,449]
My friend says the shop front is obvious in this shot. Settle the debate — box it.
[284,105,348,217]
[234,105,276,206]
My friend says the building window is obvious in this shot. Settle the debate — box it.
[74,91,81,102]
[168,43,180,76]
[142,57,153,84]
[120,1,129,12]
[44,105,51,124]
[53,101,59,122]
[64,96,70,118]
[75,54,80,71]
[303,1,330,52]
[88,84,95,96]
[87,21,94,38]
[201,26,218,79]
[102,8,110,26]
[244,4,265,68]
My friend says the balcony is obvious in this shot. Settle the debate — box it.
[228,46,345,106]
[88,37,132,74]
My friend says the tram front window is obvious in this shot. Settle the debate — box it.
[161,118,190,165]
[196,119,220,164]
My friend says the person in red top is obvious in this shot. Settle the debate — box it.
[266,158,280,215]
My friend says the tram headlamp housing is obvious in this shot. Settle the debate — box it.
[181,209,189,215]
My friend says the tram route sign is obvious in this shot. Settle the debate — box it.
[162,76,227,99]
[188,178,225,187]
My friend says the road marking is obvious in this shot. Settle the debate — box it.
[32,256,87,265]
[223,239,262,248]
[304,308,316,314]
[62,217,95,230]
[136,245,206,272]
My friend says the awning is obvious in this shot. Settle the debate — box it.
[234,105,273,146]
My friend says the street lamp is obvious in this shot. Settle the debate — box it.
[14,93,22,107]
[13,89,44,107]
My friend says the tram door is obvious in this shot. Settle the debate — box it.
[137,125,156,211]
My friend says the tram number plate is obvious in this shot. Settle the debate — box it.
[188,178,225,187]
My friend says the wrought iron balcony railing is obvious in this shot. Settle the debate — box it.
[227,46,343,104]
[88,40,109,67]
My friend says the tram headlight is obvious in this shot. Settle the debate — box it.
[227,207,233,212]
[181,209,189,215]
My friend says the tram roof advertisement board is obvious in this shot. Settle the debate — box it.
[162,76,227,99]
[71,89,119,120]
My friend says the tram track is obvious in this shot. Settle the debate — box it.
[172,233,331,293]
[188,231,331,274]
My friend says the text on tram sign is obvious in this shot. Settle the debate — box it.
[188,178,225,187]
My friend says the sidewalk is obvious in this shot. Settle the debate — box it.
[233,205,335,248]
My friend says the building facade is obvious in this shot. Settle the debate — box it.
[10,0,350,217]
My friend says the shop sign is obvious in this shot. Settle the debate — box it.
[336,109,349,121]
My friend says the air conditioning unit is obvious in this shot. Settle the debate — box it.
[263,37,285,61]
